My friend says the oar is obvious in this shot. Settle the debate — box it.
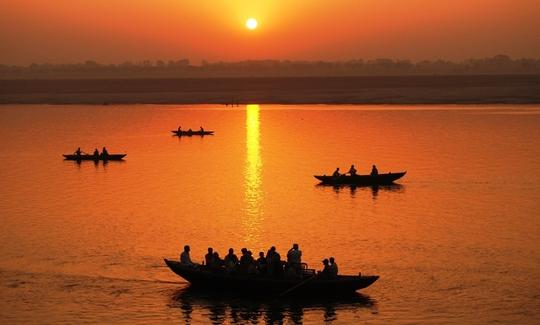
[277,274,318,298]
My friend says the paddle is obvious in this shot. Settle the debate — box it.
[277,274,318,298]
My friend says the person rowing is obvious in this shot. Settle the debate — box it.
[200,126,204,133]
[332,167,341,177]
[348,164,357,176]
[177,126,182,132]
[74,147,82,157]
[101,147,109,159]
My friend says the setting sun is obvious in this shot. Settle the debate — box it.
[245,18,258,30]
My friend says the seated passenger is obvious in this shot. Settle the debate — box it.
[101,147,109,158]
[246,251,257,274]
[256,252,267,274]
[211,252,223,269]
[204,247,214,266]
[180,245,194,266]
[271,249,283,277]
[93,148,99,158]
[332,167,341,177]
[266,246,275,264]
[329,257,339,276]
[266,246,276,275]
[286,243,302,276]
[370,165,379,176]
[320,258,332,277]
[239,248,254,272]
[188,128,193,134]
[348,164,357,176]
[224,248,239,270]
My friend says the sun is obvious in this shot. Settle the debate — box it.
[245,18,258,30]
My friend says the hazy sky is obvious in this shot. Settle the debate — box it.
[1,0,539,65]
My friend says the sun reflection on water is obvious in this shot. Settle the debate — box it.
[244,104,263,245]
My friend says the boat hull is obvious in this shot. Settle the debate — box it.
[164,259,378,296]
[314,171,406,185]
[63,154,126,161]
[172,130,214,136]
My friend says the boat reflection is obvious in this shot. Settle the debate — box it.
[243,104,263,245]
[67,159,125,167]
[316,183,405,199]
[169,286,376,324]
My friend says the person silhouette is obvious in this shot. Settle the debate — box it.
[370,165,378,176]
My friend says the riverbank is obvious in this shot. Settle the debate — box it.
[1,75,539,104]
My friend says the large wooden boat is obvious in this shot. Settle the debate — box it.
[164,259,379,296]
[314,171,406,185]
[63,154,126,161]
[172,130,214,136]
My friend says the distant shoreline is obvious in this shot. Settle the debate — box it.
[1,75,539,105]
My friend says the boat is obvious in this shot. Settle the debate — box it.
[63,154,126,161]
[172,130,214,136]
[164,259,379,296]
[314,171,406,185]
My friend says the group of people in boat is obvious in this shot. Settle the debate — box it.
[73,147,109,158]
[180,244,339,278]
[332,164,378,177]
[177,126,205,134]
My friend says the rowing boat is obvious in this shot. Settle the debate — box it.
[314,171,406,185]
[171,130,214,136]
[164,259,378,296]
[63,154,126,161]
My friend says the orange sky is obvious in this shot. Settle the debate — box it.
[1,0,539,65]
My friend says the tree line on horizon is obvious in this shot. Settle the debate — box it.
[1,55,539,79]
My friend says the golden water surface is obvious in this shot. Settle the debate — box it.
[0,104,539,324]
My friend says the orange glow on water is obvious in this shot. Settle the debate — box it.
[1,104,540,323]
[243,104,263,245]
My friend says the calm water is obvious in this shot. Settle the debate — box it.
[1,104,539,324]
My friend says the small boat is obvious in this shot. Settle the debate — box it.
[172,130,214,136]
[63,154,126,161]
[164,259,379,296]
[314,171,406,185]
